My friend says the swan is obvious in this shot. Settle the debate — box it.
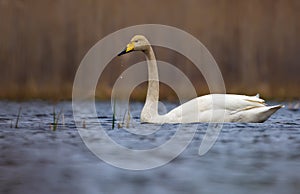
[117,35,283,123]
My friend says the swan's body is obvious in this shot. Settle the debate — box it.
[118,35,283,123]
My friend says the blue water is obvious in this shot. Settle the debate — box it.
[0,101,299,194]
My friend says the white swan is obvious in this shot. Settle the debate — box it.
[118,35,283,123]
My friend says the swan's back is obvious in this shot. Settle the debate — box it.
[162,94,282,123]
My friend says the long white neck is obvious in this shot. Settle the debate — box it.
[141,46,159,121]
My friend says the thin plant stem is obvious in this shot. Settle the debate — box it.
[112,98,116,129]
[52,106,63,131]
[15,106,22,128]
[126,103,131,128]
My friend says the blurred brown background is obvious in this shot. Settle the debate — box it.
[0,0,299,100]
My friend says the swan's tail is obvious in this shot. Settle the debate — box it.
[259,104,284,122]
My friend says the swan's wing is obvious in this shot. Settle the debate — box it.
[164,94,281,123]
[214,94,266,112]
[166,94,267,119]
[170,94,265,112]
[229,105,263,115]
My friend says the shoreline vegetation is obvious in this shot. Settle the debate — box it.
[0,1,299,100]
[0,83,298,101]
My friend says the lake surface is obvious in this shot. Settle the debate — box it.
[0,101,300,194]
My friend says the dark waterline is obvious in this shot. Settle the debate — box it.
[0,101,299,194]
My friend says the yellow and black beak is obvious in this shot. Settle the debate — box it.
[117,42,134,56]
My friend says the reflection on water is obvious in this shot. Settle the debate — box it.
[0,101,300,194]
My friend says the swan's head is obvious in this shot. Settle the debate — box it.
[118,35,150,56]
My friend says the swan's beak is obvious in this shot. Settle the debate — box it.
[118,42,134,56]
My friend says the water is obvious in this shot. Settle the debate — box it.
[0,101,300,194]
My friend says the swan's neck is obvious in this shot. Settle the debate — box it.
[141,46,159,120]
